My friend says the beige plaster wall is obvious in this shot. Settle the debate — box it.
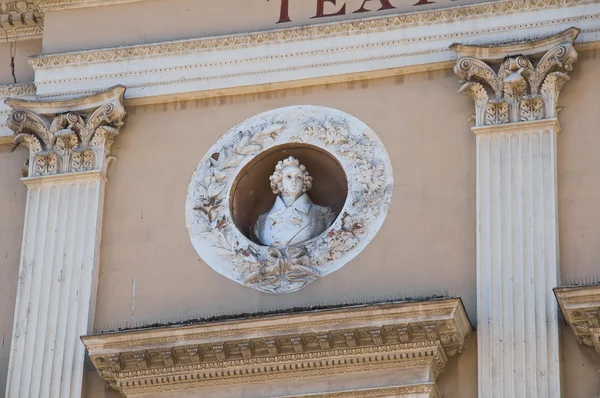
[95,69,477,329]
[558,48,600,285]
[0,146,27,393]
[83,68,477,396]
[556,48,600,398]
[0,39,41,85]
[41,0,487,53]
[2,48,600,397]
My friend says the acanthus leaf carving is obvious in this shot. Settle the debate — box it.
[451,28,579,126]
[6,86,126,177]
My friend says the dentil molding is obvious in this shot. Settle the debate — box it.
[25,0,600,104]
[82,299,471,397]
[555,285,600,354]
[0,1,43,42]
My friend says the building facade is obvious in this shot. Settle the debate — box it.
[1,0,600,397]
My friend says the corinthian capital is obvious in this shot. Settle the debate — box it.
[450,27,579,127]
[6,86,126,177]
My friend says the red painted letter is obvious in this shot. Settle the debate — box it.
[413,0,435,5]
[354,0,395,13]
[311,0,346,19]
[275,0,291,23]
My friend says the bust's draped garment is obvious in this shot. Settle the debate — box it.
[254,193,335,247]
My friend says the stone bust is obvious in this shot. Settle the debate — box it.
[253,156,336,247]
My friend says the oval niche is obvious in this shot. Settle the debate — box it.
[185,105,393,294]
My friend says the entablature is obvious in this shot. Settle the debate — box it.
[23,0,600,106]
[83,298,471,397]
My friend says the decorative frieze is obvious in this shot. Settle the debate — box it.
[4,86,126,398]
[82,299,472,397]
[452,27,579,126]
[555,285,600,354]
[0,1,43,42]
[6,85,125,177]
[451,28,579,398]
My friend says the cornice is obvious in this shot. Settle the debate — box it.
[82,299,472,397]
[0,1,43,42]
[555,285,600,354]
[28,0,597,70]
[33,0,143,12]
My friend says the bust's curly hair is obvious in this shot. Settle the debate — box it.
[269,156,313,195]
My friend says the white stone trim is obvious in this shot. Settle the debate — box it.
[26,0,600,103]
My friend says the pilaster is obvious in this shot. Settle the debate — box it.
[4,86,126,398]
[451,28,579,398]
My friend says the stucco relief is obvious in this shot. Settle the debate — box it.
[186,106,393,294]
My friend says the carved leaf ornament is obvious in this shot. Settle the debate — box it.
[452,32,578,127]
[186,106,393,294]
[8,95,126,177]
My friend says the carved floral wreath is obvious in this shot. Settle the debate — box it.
[186,106,393,294]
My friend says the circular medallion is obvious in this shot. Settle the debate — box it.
[186,106,393,294]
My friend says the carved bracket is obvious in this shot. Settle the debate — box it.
[555,285,600,354]
[450,27,579,126]
[5,86,126,177]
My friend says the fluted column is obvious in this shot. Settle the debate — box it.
[451,28,579,398]
[4,86,126,398]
